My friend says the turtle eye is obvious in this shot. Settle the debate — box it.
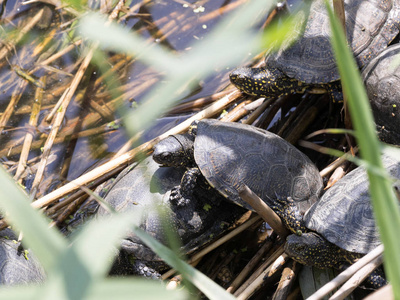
[295,244,306,252]
[160,152,171,162]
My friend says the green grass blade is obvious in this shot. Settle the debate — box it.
[133,226,236,300]
[0,167,66,270]
[70,211,144,277]
[326,2,400,296]
[39,210,146,300]
[0,275,187,300]
[85,278,187,300]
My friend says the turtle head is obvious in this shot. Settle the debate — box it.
[153,134,195,167]
[229,66,301,98]
[284,232,339,268]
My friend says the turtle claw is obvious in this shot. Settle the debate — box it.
[170,187,190,206]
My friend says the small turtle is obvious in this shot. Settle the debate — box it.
[271,153,400,288]
[230,0,400,102]
[96,156,246,278]
[362,43,400,145]
[153,119,323,214]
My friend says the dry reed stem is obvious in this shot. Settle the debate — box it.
[330,254,384,300]
[169,89,235,114]
[161,214,261,280]
[29,88,70,198]
[227,238,274,293]
[238,185,289,239]
[198,0,247,23]
[254,96,285,128]
[35,40,83,70]
[220,100,252,122]
[113,131,142,158]
[307,244,384,300]
[46,162,126,219]
[307,145,358,178]
[285,104,320,144]
[325,160,350,189]
[14,80,44,181]
[32,28,57,57]
[243,98,273,125]
[54,194,90,226]
[45,87,70,122]
[235,245,286,299]
[0,118,120,158]
[0,80,28,130]
[272,260,298,300]
[276,96,310,136]
[0,8,45,61]
[119,0,150,22]
[267,253,290,279]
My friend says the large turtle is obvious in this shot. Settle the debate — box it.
[153,119,323,214]
[271,153,400,287]
[96,156,247,278]
[230,0,400,102]
[362,43,400,145]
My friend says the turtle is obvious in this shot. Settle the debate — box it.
[96,156,247,278]
[362,43,400,145]
[230,0,400,102]
[0,228,45,285]
[152,118,323,214]
[270,153,400,288]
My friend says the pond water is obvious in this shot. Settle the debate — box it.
[0,0,274,195]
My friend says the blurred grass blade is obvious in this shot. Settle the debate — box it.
[382,144,400,162]
[0,167,66,270]
[86,278,187,300]
[261,1,311,52]
[0,285,37,300]
[0,277,187,300]
[39,210,146,300]
[326,2,400,297]
[69,211,144,278]
[133,226,236,300]
[79,14,179,74]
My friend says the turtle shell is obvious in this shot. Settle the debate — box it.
[362,44,400,144]
[304,154,400,254]
[0,228,45,285]
[268,0,400,84]
[193,119,323,214]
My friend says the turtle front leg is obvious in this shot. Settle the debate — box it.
[269,196,307,234]
[325,81,343,103]
[170,167,202,206]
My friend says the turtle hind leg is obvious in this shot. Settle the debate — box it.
[170,167,202,206]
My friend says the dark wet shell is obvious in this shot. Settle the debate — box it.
[0,229,45,285]
[362,44,400,144]
[194,119,323,214]
[98,157,246,261]
[304,154,400,254]
[268,0,400,84]
[99,157,185,213]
